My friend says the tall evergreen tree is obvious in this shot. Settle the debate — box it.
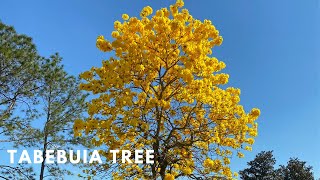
[239,151,278,180]
[0,21,89,179]
[0,21,41,180]
[35,54,88,179]
[0,21,42,144]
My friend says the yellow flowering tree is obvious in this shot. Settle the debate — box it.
[74,0,260,179]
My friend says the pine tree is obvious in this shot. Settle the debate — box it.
[0,21,41,180]
[35,54,88,179]
[0,21,89,179]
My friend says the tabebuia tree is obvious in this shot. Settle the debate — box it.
[74,0,260,179]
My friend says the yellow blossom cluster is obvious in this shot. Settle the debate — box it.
[164,173,175,180]
[122,14,129,21]
[75,0,260,179]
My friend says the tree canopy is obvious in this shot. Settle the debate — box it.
[239,151,315,180]
[239,151,278,180]
[74,0,260,179]
[277,158,314,180]
[0,21,41,145]
[0,21,88,180]
[0,21,41,179]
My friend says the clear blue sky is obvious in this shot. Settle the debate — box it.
[1,0,319,179]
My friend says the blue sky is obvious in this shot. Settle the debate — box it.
[1,0,319,179]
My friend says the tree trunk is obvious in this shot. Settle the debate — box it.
[39,134,48,180]
[40,87,51,180]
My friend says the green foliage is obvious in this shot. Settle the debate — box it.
[0,21,41,144]
[0,21,42,180]
[239,151,277,180]
[0,164,35,180]
[0,21,89,179]
[36,54,88,179]
[277,158,314,180]
[239,151,315,180]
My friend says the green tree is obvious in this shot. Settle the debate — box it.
[34,54,88,179]
[277,158,314,180]
[0,21,41,179]
[0,21,89,179]
[240,151,315,180]
[0,21,41,144]
[239,151,278,180]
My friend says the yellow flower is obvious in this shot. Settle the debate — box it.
[176,0,184,7]
[96,35,112,52]
[182,167,192,175]
[122,14,129,20]
[247,138,255,145]
[114,20,121,29]
[140,6,153,17]
[251,108,261,117]
[223,157,231,165]
[73,119,84,131]
[111,31,120,38]
[78,0,260,178]
[164,173,175,180]
[245,146,252,151]
[237,152,245,158]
